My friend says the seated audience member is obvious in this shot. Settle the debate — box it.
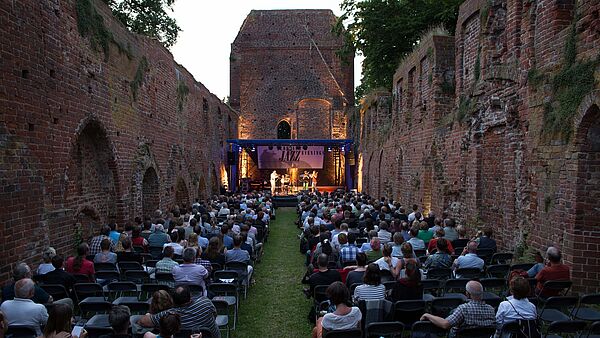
[137,286,220,338]
[345,252,367,287]
[365,237,383,261]
[108,222,121,245]
[331,223,349,249]
[312,282,361,338]
[535,246,570,297]
[476,226,497,252]
[377,221,392,245]
[427,229,454,254]
[131,290,174,336]
[131,226,149,252]
[42,303,81,338]
[37,247,56,275]
[220,225,234,250]
[148,224,170,248]
[453,241,485,277]
[2,263,51,304]
[417,221,434,245]
[398,242,420,272]
[420,281,495,336]
[359,230,378,252]
[42,255,77,296]
[0,279,48,335]
[443,218,459,242]
[143,313,180,338]
[428,217,443,234]
[527,251,545,278]
[155,246,178,274]
[65,243,95,282]
[201,236,226,266]
[339,233,359,264]
[496,277,537,337]
[163,231,184,257]
[226,235,251,264]
[94,239,117,264]
[407,227,426,251]
[407,204,419,223]
[375,243,402,278]
[353,263,385,301]
[89,225,114,256]
[172,248,209,295]
[392,260,423,301]
[452,225,470,249]
[424,238,453,270]
[117,238,143,263]
[308,254,342,294]
[390,232,405,258]
[103,305,132,338]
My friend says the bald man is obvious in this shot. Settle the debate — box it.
[0,279,48,335]
[420,281,495,335]
[453,241,485,277]
[535,246,570,297]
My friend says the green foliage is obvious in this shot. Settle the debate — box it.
[105,0,180,48]
[131,56,149,101]
[474,47,481,81]
[542,20,598,140]
[76,0,113,57]
[441,76,455,95]
[527,67,545,88]
[176,80,189,113]
[457,95,475,123]
[73,223,84,254]
[337,0,463,101]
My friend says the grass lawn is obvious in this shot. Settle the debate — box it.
[232,207,313,338]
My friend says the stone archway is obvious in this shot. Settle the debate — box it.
[175,177,189,209]
[142,167,160,218]
[277,120,291,139]
[574,104,600,229]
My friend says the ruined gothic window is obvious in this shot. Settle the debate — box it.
[277,120,291,139]
[203,98,209,113]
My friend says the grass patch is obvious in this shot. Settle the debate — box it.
[233,208,312,338]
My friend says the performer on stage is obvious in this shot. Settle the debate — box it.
[301,171,310,190]
[270,170,278,195]
[310,170,318,191]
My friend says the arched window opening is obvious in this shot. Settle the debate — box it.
[277,120,291,139]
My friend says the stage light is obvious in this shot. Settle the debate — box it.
[327,146,332,152]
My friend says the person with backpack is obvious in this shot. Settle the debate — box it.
[495,276,539,338]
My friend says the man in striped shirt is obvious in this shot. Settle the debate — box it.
[137,285,220,338]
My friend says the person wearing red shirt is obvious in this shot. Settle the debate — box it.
[427,228,454,254]
[65,243,95,282]
[535,246,570,297]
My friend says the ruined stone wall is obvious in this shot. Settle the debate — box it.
[0,0,238,282]
[231,10,353,186]
[357,0,600,293]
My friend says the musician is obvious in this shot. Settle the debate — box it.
[301,171,310,190]
[310,170,318,191]
[270,170,278,195]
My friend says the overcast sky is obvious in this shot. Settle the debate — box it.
[170,0,362,100]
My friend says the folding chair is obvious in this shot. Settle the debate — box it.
[208,283,239,330]
[133,245,145,253]
[124,270,150,284]
[573,294,600,322]
[106,281,138,303]
[117,261,144,275]
[154,272,175,286]
[491,252,514,265]
[365,321,404,338]
[431,297,464,318]
[454,247,466,255]
[40,284,70,300]
[225,261,250,298]
[140,283,170,301]
[421,279,442,302]
[587,320,600,338]
[323,328,362,338]
[427,268,452,280]
[73,283,106,304]
[410,321,448,337]
[148,246,163,259]
[73,273,91,283]
[454,268,482,279]
[537,280,572,299]
[380,269,395,283]
[145,259,158,268]
[94,262,117,272]
[5,325,37,338]
[443,278,470,301]
[212,299,231,338]
[118,300,149,314]
[414,249,427,258]
[78,300,112,319]
[476,248,494,264]
[393,300,426,327]
[84,315,113,338]
[486,265,508,279]
[543,319,587,338]
[95,270,120,283]
[480,278,505,308]
[539,296,579,322]
[455,326,496,337]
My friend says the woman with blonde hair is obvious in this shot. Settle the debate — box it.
[149,290,174,314]
[38,247,56,275]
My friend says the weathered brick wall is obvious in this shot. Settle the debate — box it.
[357,0,600,293]
[0,0,238,282]
[230,10,353,186]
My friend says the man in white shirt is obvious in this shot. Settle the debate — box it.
[0,278,48,335]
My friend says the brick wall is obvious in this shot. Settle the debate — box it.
[0,0,238,282]
[356,0,600,293]
[230,10,353,186]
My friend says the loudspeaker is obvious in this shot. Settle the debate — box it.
[227,151,238,165]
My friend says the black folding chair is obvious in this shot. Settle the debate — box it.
[225,261,250,298]
[365,321,404,338]
[427,268,452,280]
[573,293,600,322]
[539,296,578,322]
[544,319,587,338]
[140,283,170,300]
[5,325,37,338]
[393,300,426,327]
[73,282,106,304]
[208,283,239,329]
[78,300,112,319]
[323,328,362,338]
[455,268,482,279]
[443,278,470,301]
[587,320,600,337]
[491,252,514,265]
[537,280,572,299]
[72,273,91,283]
[485,264,510,279]
[106,281,138,303]
[124,270,150,284]
[212,299,231,338]
[431,297,464,318]
[421,279,442,302]
[117,261,144,275]
[410,321,447,337]
[95,270,120,283]
[40,284,70,300]
[455,326,496,337]
[94,262,117,272]
[476,248,494,264]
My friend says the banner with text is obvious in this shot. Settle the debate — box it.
[257,145,324,169]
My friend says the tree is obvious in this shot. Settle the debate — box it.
[336,0,463,100]
[105,0,181,48]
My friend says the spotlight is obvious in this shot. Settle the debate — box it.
[327,146,332,152]
[251,146,256,152]
[238,147,242,153]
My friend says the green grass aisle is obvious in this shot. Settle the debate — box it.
[232,207,312,338]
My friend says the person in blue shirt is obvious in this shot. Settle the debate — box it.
[108,222,121,245]
[220,224,234,250]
